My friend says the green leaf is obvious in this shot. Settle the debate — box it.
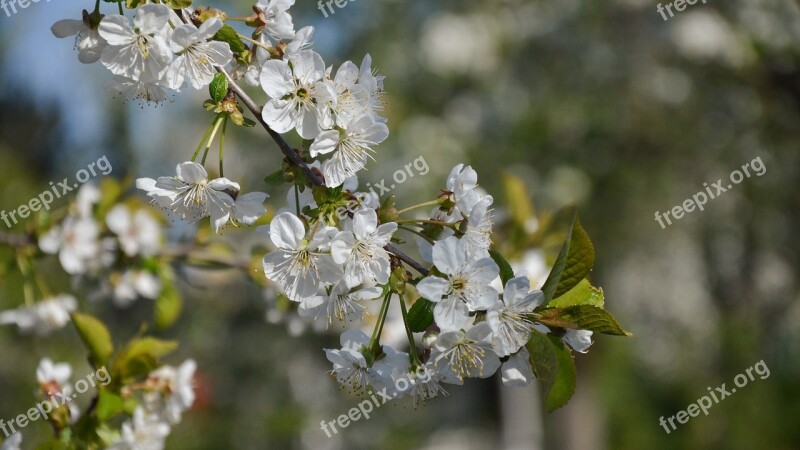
[502,172,534,226]
[264,169,285,187]
[526,330,578,412]
[527,329,558,401]
[489,250,514,287]
[544,335,577,411]
[213,24,247,54]
[155,281,182,329]
[112,337,178,382]
[542,305,631,336]
[406,298,435,333]
[95,391,124,422]
[163,0,192,8]
[71,313,114,367]
[209,73,228,103]
[125,0,147,8]
[549,279,604,309]
[541,215,595,302]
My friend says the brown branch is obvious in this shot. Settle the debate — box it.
[0,231,32,247]
[215,68,430,276]
[218,67,325,187]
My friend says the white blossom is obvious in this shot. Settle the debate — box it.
[106,205,162,257]
[39,216,101,275]
[487,276,544,357]
[416,236,499,331]
[462,195,494,258]
[255,0,296,41]
[312,115,389,188]
[259,50,329,139]
[500,346,534,388]
[357,54,387,123]
[563,329,594,353]
[0,433,21,450]
[330,209,396,287]
[36,358,73,397]
[135,162,238,233]
[262,212,341,300]
[51,14,107,64]
[325,330,407,395]
[166,19,233,90]
[109,407,171,450]
[113,270,162,308]
[298,281,382,325]
[98,4,173,81]
[446,164,481,214]
[146,360,196,425]
[232,191,269,226]
[107,74,172,106]
[432,322,500,382]
[0,295,77,336]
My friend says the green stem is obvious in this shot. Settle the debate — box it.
[399,294,422,366]
[238,34,272,51]
[399,225,434,245]
[202,114,225,166]
[218,116,228,177]
[395,219,457,229]
[369,291,392,356]
[117,1,123,15]
[192,116,220,162]
[93,0,100,14]
[396,199,441,216]
[294,184,301,216]
[16,254,35,306]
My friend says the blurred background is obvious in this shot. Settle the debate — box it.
[1,0,799,449]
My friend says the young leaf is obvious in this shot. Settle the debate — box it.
[548,279,605,309]
[96,390,124,422]
[545,305,631,336]
[541,215,595,302]
[155,281,182,330]
[544,335,577,412]
[526,329,558,401]
[406,298,435,333]
[526,330,578,412]
[489,250,514,287]
[112,337,178,382]
[71,313,114,368]
[163,0,192,8]
[502,172,534,226]
[209,73,228,104]
[214,24,247,54]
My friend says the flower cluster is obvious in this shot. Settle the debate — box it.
[0,0,630,446]
[53,4,234,104]
[111,360,197,449]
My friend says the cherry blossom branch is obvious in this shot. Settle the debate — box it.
[0,231,32,247]
[217,68,325,187]
[216,68,430,276]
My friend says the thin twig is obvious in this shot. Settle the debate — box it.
[215,68,430,276]
[0,231,32,247]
